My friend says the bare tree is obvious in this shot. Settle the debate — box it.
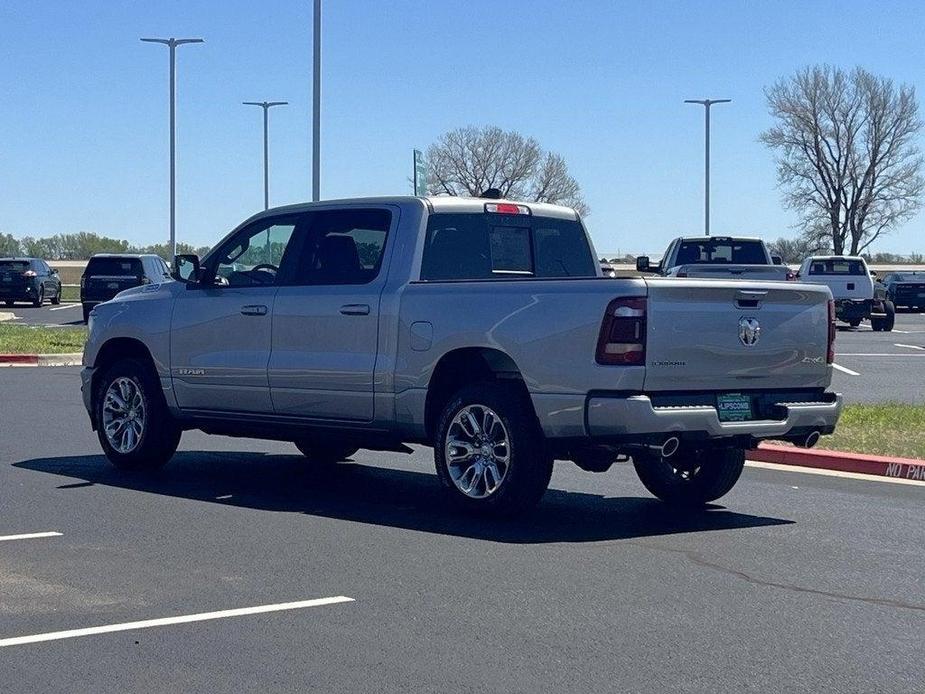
[761,65,924,255]
[767,234,828,264]
[426,125,589,215]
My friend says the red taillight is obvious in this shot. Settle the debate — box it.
[22,270,37,278]
[484,202,530,215]
[596,297,647,365]
[827,299,836,364]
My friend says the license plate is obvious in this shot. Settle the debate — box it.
[918,292,925,298]
[717,393,753,422]
[1,277,10,283]
[108,282,120,289]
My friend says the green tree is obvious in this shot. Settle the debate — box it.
[0,233,21,256]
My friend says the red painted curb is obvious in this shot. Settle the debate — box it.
[752,443,925,481]
[0,354,39,365]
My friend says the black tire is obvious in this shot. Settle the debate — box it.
[632,447,745,508]
[32,287,43,307]
[293,440,358,465]
[50,285,61,305]
[848,319,861,328]
[882,300,896,332]
[94,357,181,471]
[434,382,553,516]
[82,304,91,323]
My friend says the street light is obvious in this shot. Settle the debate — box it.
[684,98,731,237]
[141,37,204,261]
[243,101,288,210]
[312,0,322,201]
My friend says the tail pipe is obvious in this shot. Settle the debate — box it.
[800,431,821,449]
[646,436,680,459]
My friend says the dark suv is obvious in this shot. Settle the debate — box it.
[80,254,172,322]
[0,257,63,307]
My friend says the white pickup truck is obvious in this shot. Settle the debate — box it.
[81,196,841,515]
[797,256,895,331]
[637,236,794,281]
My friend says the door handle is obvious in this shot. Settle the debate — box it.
[340,304,370,316]
[240,304,268,316]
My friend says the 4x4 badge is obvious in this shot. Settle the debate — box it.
[738,317,760,346]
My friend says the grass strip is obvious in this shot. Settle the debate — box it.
[0,324,87,354]
[819,403,925,460]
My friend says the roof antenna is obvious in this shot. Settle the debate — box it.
[480,188,502,199]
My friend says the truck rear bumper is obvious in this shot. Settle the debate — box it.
[585,392,842,440]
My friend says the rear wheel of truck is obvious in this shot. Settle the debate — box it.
[632,447,745,508]
[94,357,181,471]
[871,300,895,332]
[293,440,358,466]
[434,383,553,516]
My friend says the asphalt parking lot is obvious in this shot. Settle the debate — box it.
[0,302,83,327]
[830,311,925,403]
[0,367,923,693]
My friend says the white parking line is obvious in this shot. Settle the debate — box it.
[0,596,354,648]
[894,343,925,351]
[832,363,860,376]
[0,531,62,542]
[48,304,79,312]
[837,353,925,357]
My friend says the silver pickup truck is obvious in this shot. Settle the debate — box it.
[637,236,795,281]
[81,196,841,514]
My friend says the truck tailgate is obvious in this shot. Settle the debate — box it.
[643,278,831,392]
[673,264,791,281]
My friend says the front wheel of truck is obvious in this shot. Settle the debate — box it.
[632,447,745,507]
[434,383,553,516]
[94,357,181,471]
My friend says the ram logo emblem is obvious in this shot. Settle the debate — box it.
[738,317,761,346]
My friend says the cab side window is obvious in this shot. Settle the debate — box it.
[211,220,298,287]
[292,209,391,285]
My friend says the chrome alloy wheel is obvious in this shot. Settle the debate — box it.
[444,404,511,499]
[102,377,146,454]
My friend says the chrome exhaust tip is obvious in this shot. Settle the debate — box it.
[660,437,680,459]
[801,431,821,449]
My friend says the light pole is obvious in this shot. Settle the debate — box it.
[684,98,730,236]
[141,37,204,261]
[243,101,288,210]
[312,0,322,201]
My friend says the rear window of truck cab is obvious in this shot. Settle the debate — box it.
[675,239,767,265]
[420,212,595,280]
[85,257,144,277]
[808,259,866,275]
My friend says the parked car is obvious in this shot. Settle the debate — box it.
[80,254,172,323]
[880,271,925,311]
[796,255,895,331]
[81,196,841,515]
[0,257,62,307]
[636,236,794,281]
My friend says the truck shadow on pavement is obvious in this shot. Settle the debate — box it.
[14,452,793,543]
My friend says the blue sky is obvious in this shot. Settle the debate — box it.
[1,0,924,255]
